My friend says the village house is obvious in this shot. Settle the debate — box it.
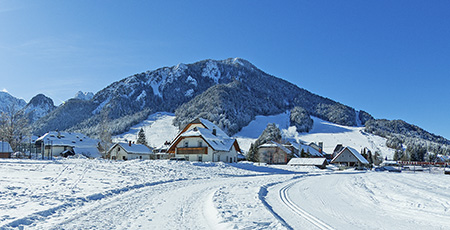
[107,142,153,160]
[167,118,241,162]
[331,146,370,168]
[35,131,101,158]
[0,141,13,158]
[257,141,294,164]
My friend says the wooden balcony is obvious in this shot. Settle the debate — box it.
[176,147,208,155]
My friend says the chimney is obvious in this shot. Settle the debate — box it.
[318,142,323,152]
[212,128,217,136]
[129,141,132,147]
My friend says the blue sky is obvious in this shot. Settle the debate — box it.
[1,0,449,139]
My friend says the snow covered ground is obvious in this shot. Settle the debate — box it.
[112,112,178,148]
[1,158,450,229]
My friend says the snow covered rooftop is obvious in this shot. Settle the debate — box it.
[115,143,152,155]
[181,127,236,152]
[36,131,99,148]
[331,146,369,164]
[289,142,323,157]
[259,141,292,155]
[170,118,240,153]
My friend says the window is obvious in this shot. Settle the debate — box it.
[139,156,142,159]
[185,155,189,161]
[184,141,188,147]
[198,141,202,147]
[198,155,203,162]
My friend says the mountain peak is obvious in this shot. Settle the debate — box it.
[74,91,94,101]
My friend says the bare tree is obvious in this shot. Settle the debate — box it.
[0,103,29,151]
[97,109,112,158]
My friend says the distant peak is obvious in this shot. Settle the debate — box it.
[74,91,94,101]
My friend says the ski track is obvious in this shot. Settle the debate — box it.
[267,172,450,230]
[279,180,334,230]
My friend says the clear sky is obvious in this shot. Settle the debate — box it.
[1,0,449,139]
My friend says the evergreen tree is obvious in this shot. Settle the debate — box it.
[246,123,282,162]
[136,128,147,146]
[246,143,259,162]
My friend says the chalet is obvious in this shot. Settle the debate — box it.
[167,118,241,162]
[331,146,369,168]
[0,141,13,158]
[287,157,328,169]
[35,131,101,158]
[257,141,293,164]
[107,142,153,160]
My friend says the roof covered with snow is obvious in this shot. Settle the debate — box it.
[290,142,323,157]
[331,146,369,164]
[259,141,292,155]
[170,118,240,153]
[181,127,236,152]
[114,143,152,155]
[36,131,99,148]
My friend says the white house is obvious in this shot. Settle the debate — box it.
[167,118,241,163]
[331,146,369,168]
[0,141,13,158]
[35,131,101,158]
[107,142,153,160]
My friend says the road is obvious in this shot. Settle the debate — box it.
[266,171,450,230]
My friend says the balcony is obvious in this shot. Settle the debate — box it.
[176,147,208,155]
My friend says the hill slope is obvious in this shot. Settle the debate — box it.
[32,58,365,137]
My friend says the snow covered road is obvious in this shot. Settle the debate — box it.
[268,171,450,230]
[2,159,450,229]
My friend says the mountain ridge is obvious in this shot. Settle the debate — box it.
[0,58,448,157]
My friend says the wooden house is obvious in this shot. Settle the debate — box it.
[0,141,13,158]
[167,118,241,162]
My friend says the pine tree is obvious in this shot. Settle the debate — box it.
[246,143,259,162]
[137,128,147,146]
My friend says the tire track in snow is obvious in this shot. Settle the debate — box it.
[279,180,334,230]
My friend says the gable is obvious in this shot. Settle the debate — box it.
[331,147,369,164]
[333,149,359,163]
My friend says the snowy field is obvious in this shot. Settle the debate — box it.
[1,158,450,229]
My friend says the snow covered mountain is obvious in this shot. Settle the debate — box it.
[74,91,94,101]
[22,94,56,123]
[32,58,368,137]
[30,58,449,158]
[0,91,27,113]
